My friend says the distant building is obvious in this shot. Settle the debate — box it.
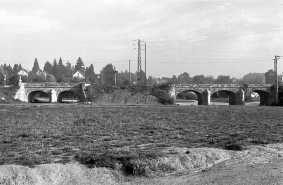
[17,69,28,76]
[155,78,167,85]
[73,71,85,79]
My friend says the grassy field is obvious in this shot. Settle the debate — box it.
[1,104,283,173]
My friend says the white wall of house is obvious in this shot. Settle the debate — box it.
[73,71,84,79]
[17,69,28,76]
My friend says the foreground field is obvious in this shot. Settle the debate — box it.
[1,104,283,170]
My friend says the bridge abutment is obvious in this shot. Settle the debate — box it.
[14,82,28,102]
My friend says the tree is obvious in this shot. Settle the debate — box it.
[57,57,66,80]
[214,75,232,84]
[86,64,95,79]
[70,77,80,83]
[32,58,40,73]
[9,74,20,85]
[192,75,205,84]
[147,76,155,85]
[265,69,276,84]
[28,71,37,82]
[13,64,20,74]
[75,57,85,74]
[65,61,73,77]
[203,75,214,84]
[171,75,178,84]
[44,61,53,74]
[101,64,115,85]
[178,72,191,84]
[242,73,265,85]
[137,70,146,85]
[4,64,13,78]
[52,59,59,79]
[46,74,56,82]
[0,66,5,85]
[33,74,46,82]
[21,75,30,83]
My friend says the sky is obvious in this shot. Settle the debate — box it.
[0,0,283,79]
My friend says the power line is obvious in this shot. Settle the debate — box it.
[146,50,271,61]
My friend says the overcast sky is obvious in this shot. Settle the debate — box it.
[1,0,283,79]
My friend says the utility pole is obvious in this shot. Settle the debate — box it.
[137,39,142,86]
[140,40,147,86]
[129,60,131,85]
[274,55,281,105]
[134,39,146,86]
[113,66,117,85]
[3,75,6,87]
[143,41,147,86]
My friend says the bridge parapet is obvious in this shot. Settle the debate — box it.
[25,82,82,88]
[173,84,266,88]
[173,84,242,89]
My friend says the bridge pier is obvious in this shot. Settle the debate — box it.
[236,89,245,105]
[202,89,211,105]
[48,90,58,103]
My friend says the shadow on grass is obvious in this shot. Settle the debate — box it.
[208,135,245,151]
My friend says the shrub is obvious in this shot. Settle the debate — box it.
[75,150,164,176]
[223,142,244,151]
[158,92,175,105]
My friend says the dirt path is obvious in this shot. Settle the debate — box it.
[128,160,283,185]
[128,144,283,185]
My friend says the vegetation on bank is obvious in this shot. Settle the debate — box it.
[0,86,20,104]
[85,84,175,105]
[0,104,283,175]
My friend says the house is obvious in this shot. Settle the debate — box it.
[155,78,167,85]
[73,71,85,79]
[17,69,28,76]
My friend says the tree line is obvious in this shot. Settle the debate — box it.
[0,57,281,86]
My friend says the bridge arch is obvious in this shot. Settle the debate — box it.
[176,90,204,105]
[252,90,272,106]
[28,90,49,103]
[57,90,79,103]
[211,90,237,105]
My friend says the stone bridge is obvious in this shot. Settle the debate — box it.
[14,81,87,103]
[172,84,274,105]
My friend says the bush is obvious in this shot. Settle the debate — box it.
[158,92,175,105]
[75,150,164,176]
[223,141,244,151]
